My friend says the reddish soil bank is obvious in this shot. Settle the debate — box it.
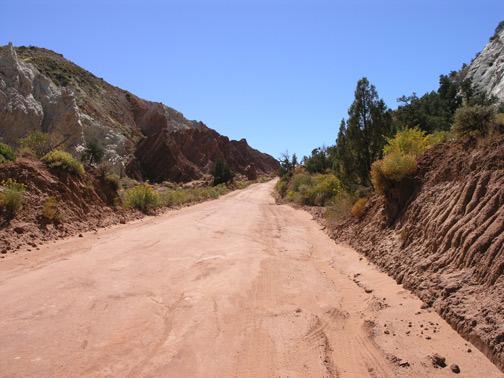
[0,158,138,255]
[318,134,504,371]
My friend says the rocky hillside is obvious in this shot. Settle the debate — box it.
[462,21,504,101]
[0,44,278,182]
[324,134,504,370]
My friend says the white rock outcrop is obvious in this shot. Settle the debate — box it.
[0,43,84,147]
[464,24,504,101]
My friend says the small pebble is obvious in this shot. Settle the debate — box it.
[450,364,460,374]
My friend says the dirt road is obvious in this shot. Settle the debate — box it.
[0,181,501,377]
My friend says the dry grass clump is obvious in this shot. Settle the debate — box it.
[371,153,417,194]
[452,105,495,138]
[351,197,368,218]
[42,150,85,176]
[159,185,229,207]
[42,196,63,222]
[0,179,26,218]
[123,184,160,213]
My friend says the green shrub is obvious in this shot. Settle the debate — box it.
[351,197,368,218]
[286,189,304,204]
[0,179,26,218]
[308,174,344,206]
[81,141,104,165]
[232,180,250,190]
[383,127,431,157]
[159,189,191,207]
[276,177,289,197]
[123,183,160,213]
[19,131,51,158]
[289,173,312,192]
[212,159,234,185]
[42,150,85,176]
[0,143,15,163]
[280,173,344,206]
[426,130,450,146]
[452,105,496,138]
[159,184,229,207]
[42,196,62,222]
[371,153,417,193]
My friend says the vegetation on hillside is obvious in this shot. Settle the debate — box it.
[0,179,26,219]
[277,72,503,222]
[211,159,234,186]
[42,149,85,176]
[18,131,52,158]
[123,183,160,213]
[0,143,16,163]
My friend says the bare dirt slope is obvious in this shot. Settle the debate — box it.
[0,181,501,377]
[326,134,504,370]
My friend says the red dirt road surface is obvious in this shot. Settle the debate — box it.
[0,181,501,377]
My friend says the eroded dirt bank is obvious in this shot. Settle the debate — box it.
[320,135,504,371]
[0,181,501,377]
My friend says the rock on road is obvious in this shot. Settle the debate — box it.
[0,181,501,377]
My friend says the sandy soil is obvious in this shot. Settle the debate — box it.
[0,181,501,377]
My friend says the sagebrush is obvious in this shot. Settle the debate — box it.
[123,184,160,213]
[452,105,496,138]
[351,197,368,218]
[42,150,85,176]
[42,196,62,222]
[0,143,15,163]
[0,179,26,218]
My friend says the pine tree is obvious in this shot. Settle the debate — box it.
[212,159,234,185]
[335,78,393,187]
[333,120,354,185]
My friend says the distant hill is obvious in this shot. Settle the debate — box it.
[0,44,279,182]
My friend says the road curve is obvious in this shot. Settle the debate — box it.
[0,180,501,377]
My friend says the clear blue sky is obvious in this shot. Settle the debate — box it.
[2,0,503,158]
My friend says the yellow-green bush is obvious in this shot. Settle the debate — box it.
[0,179,26,218]
[281,173,344,206]
[371,127,437,194]
[371,153,416,193]
[452,105,496,138]
[383,127,431,156]
[42,150,85,176]
[383,127,447,158]
[308,174,344,206]
[276,176,290,197]
[289,173,312,193]
[381,152,417,181]
[351,197,368,218]
[123,183,160,213]
[426,130,450,146]
[42,196,62,222]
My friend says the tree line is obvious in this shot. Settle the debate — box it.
[295,71,502,192]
